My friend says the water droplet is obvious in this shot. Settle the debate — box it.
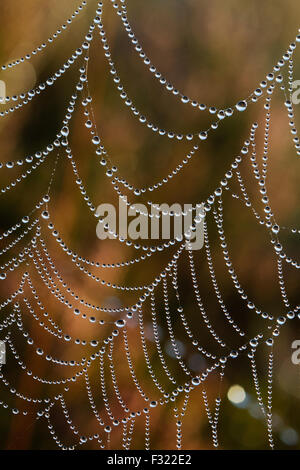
[236,101,247,112]
[92,136,100,145]
[61,126,69,137]
[41,210,49,220]
[199,131,208,141]
[249,339,258,348]
[192,377,200,386]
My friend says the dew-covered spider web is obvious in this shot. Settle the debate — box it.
[0,0,300,450]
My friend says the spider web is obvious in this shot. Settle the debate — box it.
[0,0,299,450]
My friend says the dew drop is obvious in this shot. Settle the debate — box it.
[236,100,247,112]
[199,131,208,141]
[61,126,69,137]
[230,350,238,358]
[192,377,200,386]
[92,136,100,145]
[41,210,49,220]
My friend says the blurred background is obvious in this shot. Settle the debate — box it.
[0,0,300,450]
